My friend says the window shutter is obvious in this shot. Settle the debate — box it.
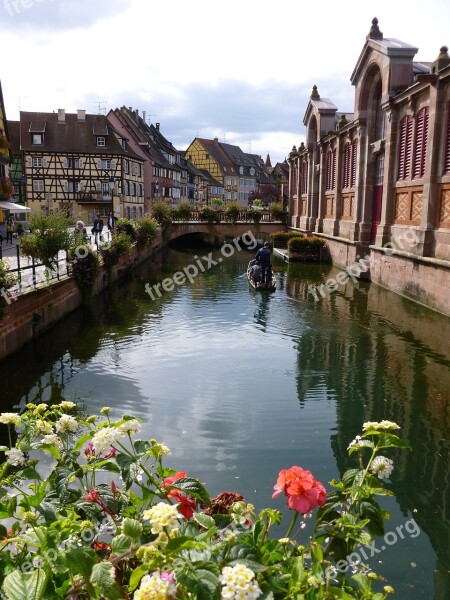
[62,158,68,169]
[97,160,101,170]
[445,103,450,174]
[326,150,332,191]
[79,158,84,168]
[413,107,429,179]
[42,158,48,168]
[405,117,413,179]
[111,159,117,170]
[95,181,101,191]
[351,140,358,187]
[78,182,84,192]
[343,143,351,188]
[398,116,413,180]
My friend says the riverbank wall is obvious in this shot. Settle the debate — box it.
[0,233,162,362]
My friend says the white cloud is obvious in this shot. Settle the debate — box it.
[1,0,449,164]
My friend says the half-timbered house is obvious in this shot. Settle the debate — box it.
[0,80,14,227]
[288,18,450,314]
[8,110,144,224]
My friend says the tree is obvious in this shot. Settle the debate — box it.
[248,183,280,207]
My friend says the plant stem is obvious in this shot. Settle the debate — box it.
[285,511,299,539]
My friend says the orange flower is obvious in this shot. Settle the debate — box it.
[273,466,326,514]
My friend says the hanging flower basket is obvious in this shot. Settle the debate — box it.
[0,177,14,198]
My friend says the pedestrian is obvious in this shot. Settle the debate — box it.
[6,216,14,244]
[74,220,88,242]
[107,211,116,234]
[92,213,104,246]
[255,241,271,284]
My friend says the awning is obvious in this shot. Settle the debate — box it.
[0,200,31,212]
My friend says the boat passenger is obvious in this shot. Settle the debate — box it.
[250,258,262,287]
[255,241,271,283]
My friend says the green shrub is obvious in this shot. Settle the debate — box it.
[0,259,16,320]
[270,201,288,223]
[135,217,160,249]
[99,232,132,270]
[288,236,326,253]
[174,201,193,221]
[115,218,137,241]
[151,201,172,228]
[19,212,73,270]
[199,205,220,223]
[247,208,262,223]
[70,247,100,289]
[270,231,304,248]
[225,201,241,223]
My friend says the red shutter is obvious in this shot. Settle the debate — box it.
[413,107,428,179]
[351,140,358,187]
[326,150,332,191]
[332,149,336,190]
[444,103,450,174]
[343,143,351,188]
[398,116,413,180]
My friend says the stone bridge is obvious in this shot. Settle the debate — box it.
[167,220,285,244]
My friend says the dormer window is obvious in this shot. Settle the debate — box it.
[97,136,106,147]
[32,133,43,145]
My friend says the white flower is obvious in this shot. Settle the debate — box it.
[117,419,141,436]
[371,456,394,479]
[363,421,400,432]
[5,448,25,466]
[36,419,53,435]
[0,413,21,426]
[33,403,48,415]
[143,502,180,534]
[41,434,63,450]
[133,570,177,599]
[347,435,361,450]
[219,564,261,599]
[55,414,78,434]
[92,427,120,454]
[130,463,144,482]
[59,401,76,411]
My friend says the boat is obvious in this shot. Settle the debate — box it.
[247,263,276,291]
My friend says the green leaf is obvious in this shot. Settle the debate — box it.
[378,433,411,450]
[129,565,149,592]
[110,533,132,555]
[64,545,97,580]
[174,565,220,600]
[166,477,211,505]
[122,517,143,541]
[2,568,48,600]
[352,573,371,593]
[193,512,215,530]
[73,433,93,452]
[341,469,362,487]
[90,562,123,600]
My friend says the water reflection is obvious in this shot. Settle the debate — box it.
[1,244,449,599]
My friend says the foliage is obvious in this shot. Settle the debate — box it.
[115,219,137,242]
[225,201,241,223]
[270,231,304,248]
[0,406,409,599]
[151,201,172,228]
[0,259,17,320]
[70,248,101,290]
[199,206,220,224]
[247,208,262,224]
[289,235,327,253]
[19,212,73,270]
[0,177,15,198]
[135,217,160,250]
[174,202,193,222]
[248,184,280,206]
[270,202,287,223]
[99,232,132,270]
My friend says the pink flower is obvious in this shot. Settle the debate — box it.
[273,466,326,514]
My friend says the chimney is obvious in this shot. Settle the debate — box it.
[57,108,65,123]
[77,109,86,121]
[143,110,146,123]
[156,123,160,131]
[135,109,139,122]
[214,137,219,143]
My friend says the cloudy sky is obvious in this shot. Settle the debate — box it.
[1,0,449,165]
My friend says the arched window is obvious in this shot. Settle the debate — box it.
[413,107,429,179]
[326,148,336,191]
[397,115,413,180]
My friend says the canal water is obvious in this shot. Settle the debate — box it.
[2,239,449,600]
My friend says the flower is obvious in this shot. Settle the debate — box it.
[36,419,53,435]
[143,502,180,534]
[59,401,76,411]
[41,434,63,450]
[0,413,21,426]
[133,570,177,600]
[347,435,361,450]
[219,564,261,599]
[33,403,48,415]
[117,419,141,435]
[91,426,120,454]
[371,456,394,479]
[55,414,78,434]
[5,448,25,466]
[362,421,400,432]
[162,471,196,519]
[272,466,327,514]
